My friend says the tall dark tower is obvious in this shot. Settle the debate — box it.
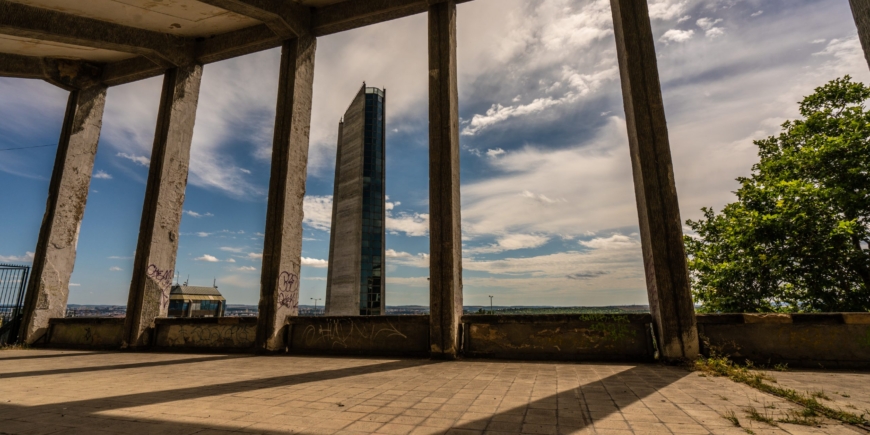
[325,85,386,316]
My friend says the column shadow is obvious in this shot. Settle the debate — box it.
[0,354,250,379]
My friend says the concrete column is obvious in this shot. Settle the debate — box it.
[123,65,202,348]
[20,85,107,344]
[428,0,463,359]
[850,0,870,70]
[256,35,316,352]
[611,0,698,360]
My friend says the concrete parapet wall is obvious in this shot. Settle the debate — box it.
[287,315,429,357]
[461,314,655,362]
[697,313,870,368]
[46,317,124,349]
[154,317,256,351]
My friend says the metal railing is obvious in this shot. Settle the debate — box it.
[0,264,29,344]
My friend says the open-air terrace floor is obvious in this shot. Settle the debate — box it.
[0,350,868,435]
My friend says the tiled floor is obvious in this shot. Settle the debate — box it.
[760,368,870,418]
[0,350,865,435]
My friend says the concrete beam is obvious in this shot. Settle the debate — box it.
[850,0,870,70]
[196,0,311,39]
[20,85,107,344]
[428,0,463,359]
[123,65,202,348]
[256,35,316,352]
[101,57,167,87]
[610,0,698,360]
[312,0,473,36]
[0,52,44,79]
[0,0,193,67]
[41,59,105,91]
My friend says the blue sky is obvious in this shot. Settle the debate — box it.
[2,0,869,307]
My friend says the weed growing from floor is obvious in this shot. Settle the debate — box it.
[722,409,741,426]
[811,390,831,401]
[779,407,822,426]
[693,353,870,429]
[745,406,777,426]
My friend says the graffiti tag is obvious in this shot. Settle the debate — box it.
[278,271,299,309]
[147,264,174,310]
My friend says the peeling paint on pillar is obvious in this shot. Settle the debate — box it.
[124,65,202,348]
[256,36,316,352]
[20,85,107,344]
[428,0,463,359]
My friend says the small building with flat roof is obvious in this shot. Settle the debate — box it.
[167,285,226,318]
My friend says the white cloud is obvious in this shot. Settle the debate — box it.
[466,233,550,255]
[196,232,211,238]
[226,258,236,263]
[659,29,695,44]
[93,170,112,180]
[109,266,122,271]
[184,210,214,218]
[385,249,413,258]
[648,0,688,20]
[0,252,34,263]
[195,254,220,262]
[116,152,150,167]
[486,148,506,158]
[579,234,640,250]
[751,11,763,18]
[236,266,257,272]
[247,252,263,260]
[387,212,429,237]
[303,195,333,232]
[68,283,81,287]
[677,15,691,23]
[696,18,724,38]
[219,246,245,253]
[302,257,328,268]
[519,190,565,205]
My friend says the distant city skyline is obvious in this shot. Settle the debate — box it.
[1,0,869,308]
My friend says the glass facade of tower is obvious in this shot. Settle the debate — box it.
[360,87,385,315]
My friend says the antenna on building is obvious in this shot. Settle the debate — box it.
[184,275,189,286]
[213,278,218,289]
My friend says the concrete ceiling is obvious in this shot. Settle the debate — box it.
[0,34,136,62]
[6,0,261,36]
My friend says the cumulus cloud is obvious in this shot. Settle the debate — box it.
[466,234,550,255]
[659,28,695,44]
[236,266,257,272]
[696,17,724,38]
[648,0,688,20]
[226,258,236,263]
[116,152,150,167]
[303,196,333,232]
[302,257,328,268]
[93,170,112,180]
[195,254,220,262]
[579,234,640,250]
[109,266,122,271]
[184,210,214,218]
[486,148,506,158]
[387,212,429,237]
[247,252,263,260]
[0,252,34,263]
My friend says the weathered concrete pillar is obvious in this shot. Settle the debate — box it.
[256,35,316,352]
[20,85,107,344]
[428,0,463,359]
[610,0,698,360]
[849,0,870,70]
[123,65,202,348]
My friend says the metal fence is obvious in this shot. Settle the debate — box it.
[0,264,29,344]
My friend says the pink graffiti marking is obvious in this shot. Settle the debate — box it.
[277,271,299,309]
[147,264,174,310]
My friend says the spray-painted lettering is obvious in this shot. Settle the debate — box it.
[147,264,174,310]
[278,271,298,309]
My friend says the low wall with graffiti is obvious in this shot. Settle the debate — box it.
[287,315,429,357]
[697,313,870,368]
[461,314,655,362]
[154,317,257,351]
[47,317,124,349]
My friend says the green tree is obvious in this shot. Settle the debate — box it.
[685,76,870,313]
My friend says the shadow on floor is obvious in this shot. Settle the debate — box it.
[0,358,690,434]
[0,354,251,379]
